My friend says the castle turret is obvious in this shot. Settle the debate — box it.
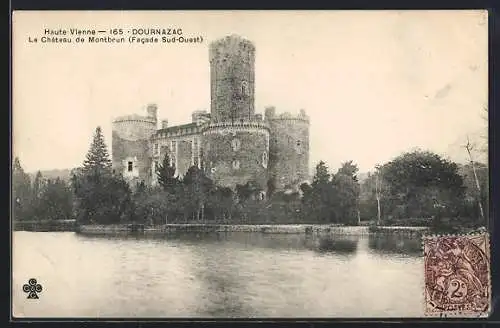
[203,35,268,191]
[266,108,310,191]
[112,104,157,187]
[209,35,256,122]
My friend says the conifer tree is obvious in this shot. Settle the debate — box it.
[156,152,177,193]
[82,126,112,175]
[33,171,44,199]
[12,157,32,221]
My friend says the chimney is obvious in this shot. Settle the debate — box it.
[161,119,168,129]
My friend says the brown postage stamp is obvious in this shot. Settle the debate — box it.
[423,233,491,317]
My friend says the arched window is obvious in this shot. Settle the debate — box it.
[232,160,240,170]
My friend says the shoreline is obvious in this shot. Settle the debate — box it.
[75,223,429,236]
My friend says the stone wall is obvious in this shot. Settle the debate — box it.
[177,139,193,178]
[209,35,255,122]
[112,132,152,185]
[202,125,269,190]
[268,117,310,190]
[112,117,156,186]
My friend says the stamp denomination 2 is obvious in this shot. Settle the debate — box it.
[423,233,490,317]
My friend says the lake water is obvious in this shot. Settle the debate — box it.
[12,231,425,318]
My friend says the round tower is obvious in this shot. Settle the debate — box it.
[266,109,310,191]
[202,121,270,191]
[112,105,157,186]
[209,35,256,122]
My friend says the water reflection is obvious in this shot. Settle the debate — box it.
[13,231,424,318]
[368,234,422,256]
[314,234,359,254]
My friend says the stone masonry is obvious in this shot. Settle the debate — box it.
[112,35,310,193]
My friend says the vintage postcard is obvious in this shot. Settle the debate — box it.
[12,10,489,318]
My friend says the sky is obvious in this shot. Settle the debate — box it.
[13,10,488,174]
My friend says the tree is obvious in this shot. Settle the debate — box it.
[207,187,235,223]
[312,161,330,186]
[12,157,32,221]
[31,171,45,221]
[464,136,486,226]
[82,126,112,175]
[37,178,73,221]
[156,152,178,193]
[74,172,132,224]
[32,171,44,199]
[337,160,359,182]
[73,127,133,225]
[380,150,465,220]
[331,161,361,225]
[133,187,178,225]
[459,162,488,227]
[301,161,336,223]
[183,165,214,222]
[267,177,276,199]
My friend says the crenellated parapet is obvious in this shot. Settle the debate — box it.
[209,34,255,65]
[265,107,310,191]
[153,123,204,140]
[202,120,270,136]
[264,107,310,124]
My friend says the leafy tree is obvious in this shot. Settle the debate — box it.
[267,177,276,199]
[133,187,179,225]
[12,157,32,221]
[331,161,360,224]
[302,161,335,223]
[337,160,359,182]
[380,150,465,220]
[207,187,235,223]
[74,172,132,224]
[183,165,214,222]
[37,178,73,221]
[82,126,112,175]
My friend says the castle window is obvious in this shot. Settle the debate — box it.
[232,160,240,170]
[231,138,241,151]
[262,152,268,168]
[296,140,303,154]
[241,81,249,96]
[128,162,133,172]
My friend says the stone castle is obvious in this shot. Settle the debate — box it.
[111,35,310,194]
